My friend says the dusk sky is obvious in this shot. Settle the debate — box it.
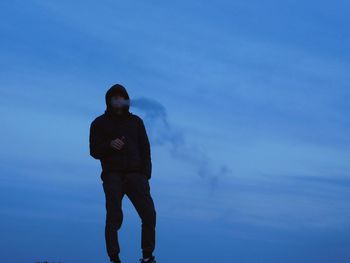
[1,1,350,262]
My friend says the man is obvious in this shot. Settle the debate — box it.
[89,84,157,263]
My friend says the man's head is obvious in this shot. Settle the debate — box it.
[105,84,130,116]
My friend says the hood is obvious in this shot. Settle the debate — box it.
[104,84,130,115]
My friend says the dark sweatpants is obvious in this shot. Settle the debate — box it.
[102,171,156,261]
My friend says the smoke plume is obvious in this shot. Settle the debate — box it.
[131,97,231,188]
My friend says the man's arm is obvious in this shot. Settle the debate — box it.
[89,121,113,160]
[138,118,152,179]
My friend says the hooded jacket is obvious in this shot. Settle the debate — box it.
[89,84,152,180]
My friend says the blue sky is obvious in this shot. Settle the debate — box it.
[1,0,350,262]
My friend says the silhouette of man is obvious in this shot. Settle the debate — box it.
[89,84,157,263]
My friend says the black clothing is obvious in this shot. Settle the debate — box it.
[89,84,156,262]
[103,171,156,262]
[89,84,152,180]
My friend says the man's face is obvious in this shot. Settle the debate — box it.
[111,95,129,114]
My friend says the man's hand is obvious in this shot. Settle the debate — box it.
[110,136,125,150]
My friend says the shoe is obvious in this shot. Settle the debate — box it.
[111,255,122,263]
[139,255,156,263]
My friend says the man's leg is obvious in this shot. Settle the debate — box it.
[102,172,126,261]
[125,172,157,258]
